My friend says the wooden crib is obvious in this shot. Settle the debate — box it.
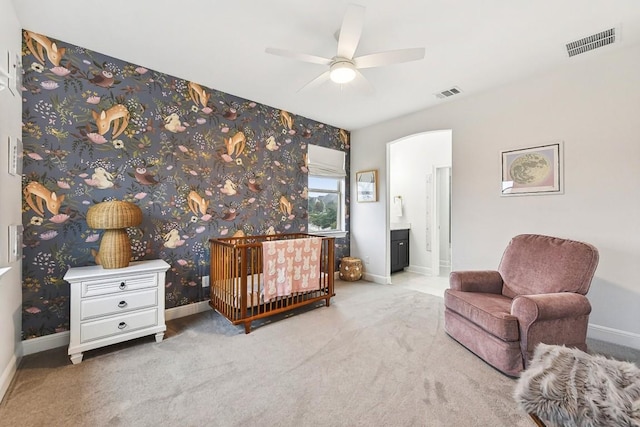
[209,233,335,333]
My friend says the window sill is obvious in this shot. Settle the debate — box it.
[309,230,348,239]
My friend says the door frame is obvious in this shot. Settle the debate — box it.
[431,165,451,277]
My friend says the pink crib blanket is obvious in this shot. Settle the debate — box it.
[261,237,323,302]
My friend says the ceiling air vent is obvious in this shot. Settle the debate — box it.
[566,28,616,57]
[435,86,462,99]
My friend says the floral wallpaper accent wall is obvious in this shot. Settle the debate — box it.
[20,31,350,339]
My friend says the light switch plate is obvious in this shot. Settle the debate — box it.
[0,51,8,92]
[8,136,22,176]
[8,224,23,263]
[9,50,22,96]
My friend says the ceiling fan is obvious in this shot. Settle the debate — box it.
[265,3,425,93]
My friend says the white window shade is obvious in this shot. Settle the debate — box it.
[308,144,346,177]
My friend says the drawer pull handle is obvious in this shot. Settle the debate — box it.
[118,322,127,330]
[119,282,126,290]
[399,242,404,246]
[118,301,128,308]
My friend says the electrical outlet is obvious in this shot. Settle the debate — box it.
[364,256,370,264]
[202,275,210,288]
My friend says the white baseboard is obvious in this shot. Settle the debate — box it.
[0,354,19,404]
[362,272,390,285]
[22,331,70,356]
[405,265,431,276]
[164,300,211,321]
[588,323,640,351]
[21,301,214,356]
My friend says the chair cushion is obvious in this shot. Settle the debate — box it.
[444,289,519,341]
[444,310,524,376]
[498,234,599,298]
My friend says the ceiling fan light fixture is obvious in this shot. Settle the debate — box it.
[265,4,424,93]
[329,60,356,84]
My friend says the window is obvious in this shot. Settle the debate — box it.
[307,145,346,235]
[308,176,343,232]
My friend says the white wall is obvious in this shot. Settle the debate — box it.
[389,131,451,275]
[351,43,640,349]
[0,0,24,402]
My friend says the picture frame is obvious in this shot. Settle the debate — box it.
[356,169,378,202]
[501,142,563,196]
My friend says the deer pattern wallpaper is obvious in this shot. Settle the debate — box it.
[20,30,350,339]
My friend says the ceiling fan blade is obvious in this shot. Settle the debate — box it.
[336,4,366,59]
[297,70,331,92]
[265,47,332,66]
[350,69,375,95]
[354,47,426,69]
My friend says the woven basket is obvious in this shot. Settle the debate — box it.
[339,257,363,281]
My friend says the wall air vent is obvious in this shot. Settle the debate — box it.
[566,28,616,57]
[435,86,462,99]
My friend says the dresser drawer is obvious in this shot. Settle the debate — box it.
[80,308,158,343]
[81,289,158,320]
[81,274,157,298]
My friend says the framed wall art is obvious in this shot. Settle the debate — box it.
[356,169,378,202]
[501,142,563,196]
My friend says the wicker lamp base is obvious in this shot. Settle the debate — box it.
[97,229,133,269]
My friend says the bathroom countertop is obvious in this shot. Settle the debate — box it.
[390,222,411,231]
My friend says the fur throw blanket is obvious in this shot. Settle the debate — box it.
[514,343,640,427]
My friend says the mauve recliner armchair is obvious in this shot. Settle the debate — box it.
[444,234,599,377]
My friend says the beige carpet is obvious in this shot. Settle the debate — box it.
[1,280,637,427]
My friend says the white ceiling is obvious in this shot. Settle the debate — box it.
[12,0,640,130]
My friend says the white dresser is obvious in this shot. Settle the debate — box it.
[64,259,170,364]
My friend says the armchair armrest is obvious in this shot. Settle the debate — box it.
[449,270,503,294]
[511,293,591,326]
